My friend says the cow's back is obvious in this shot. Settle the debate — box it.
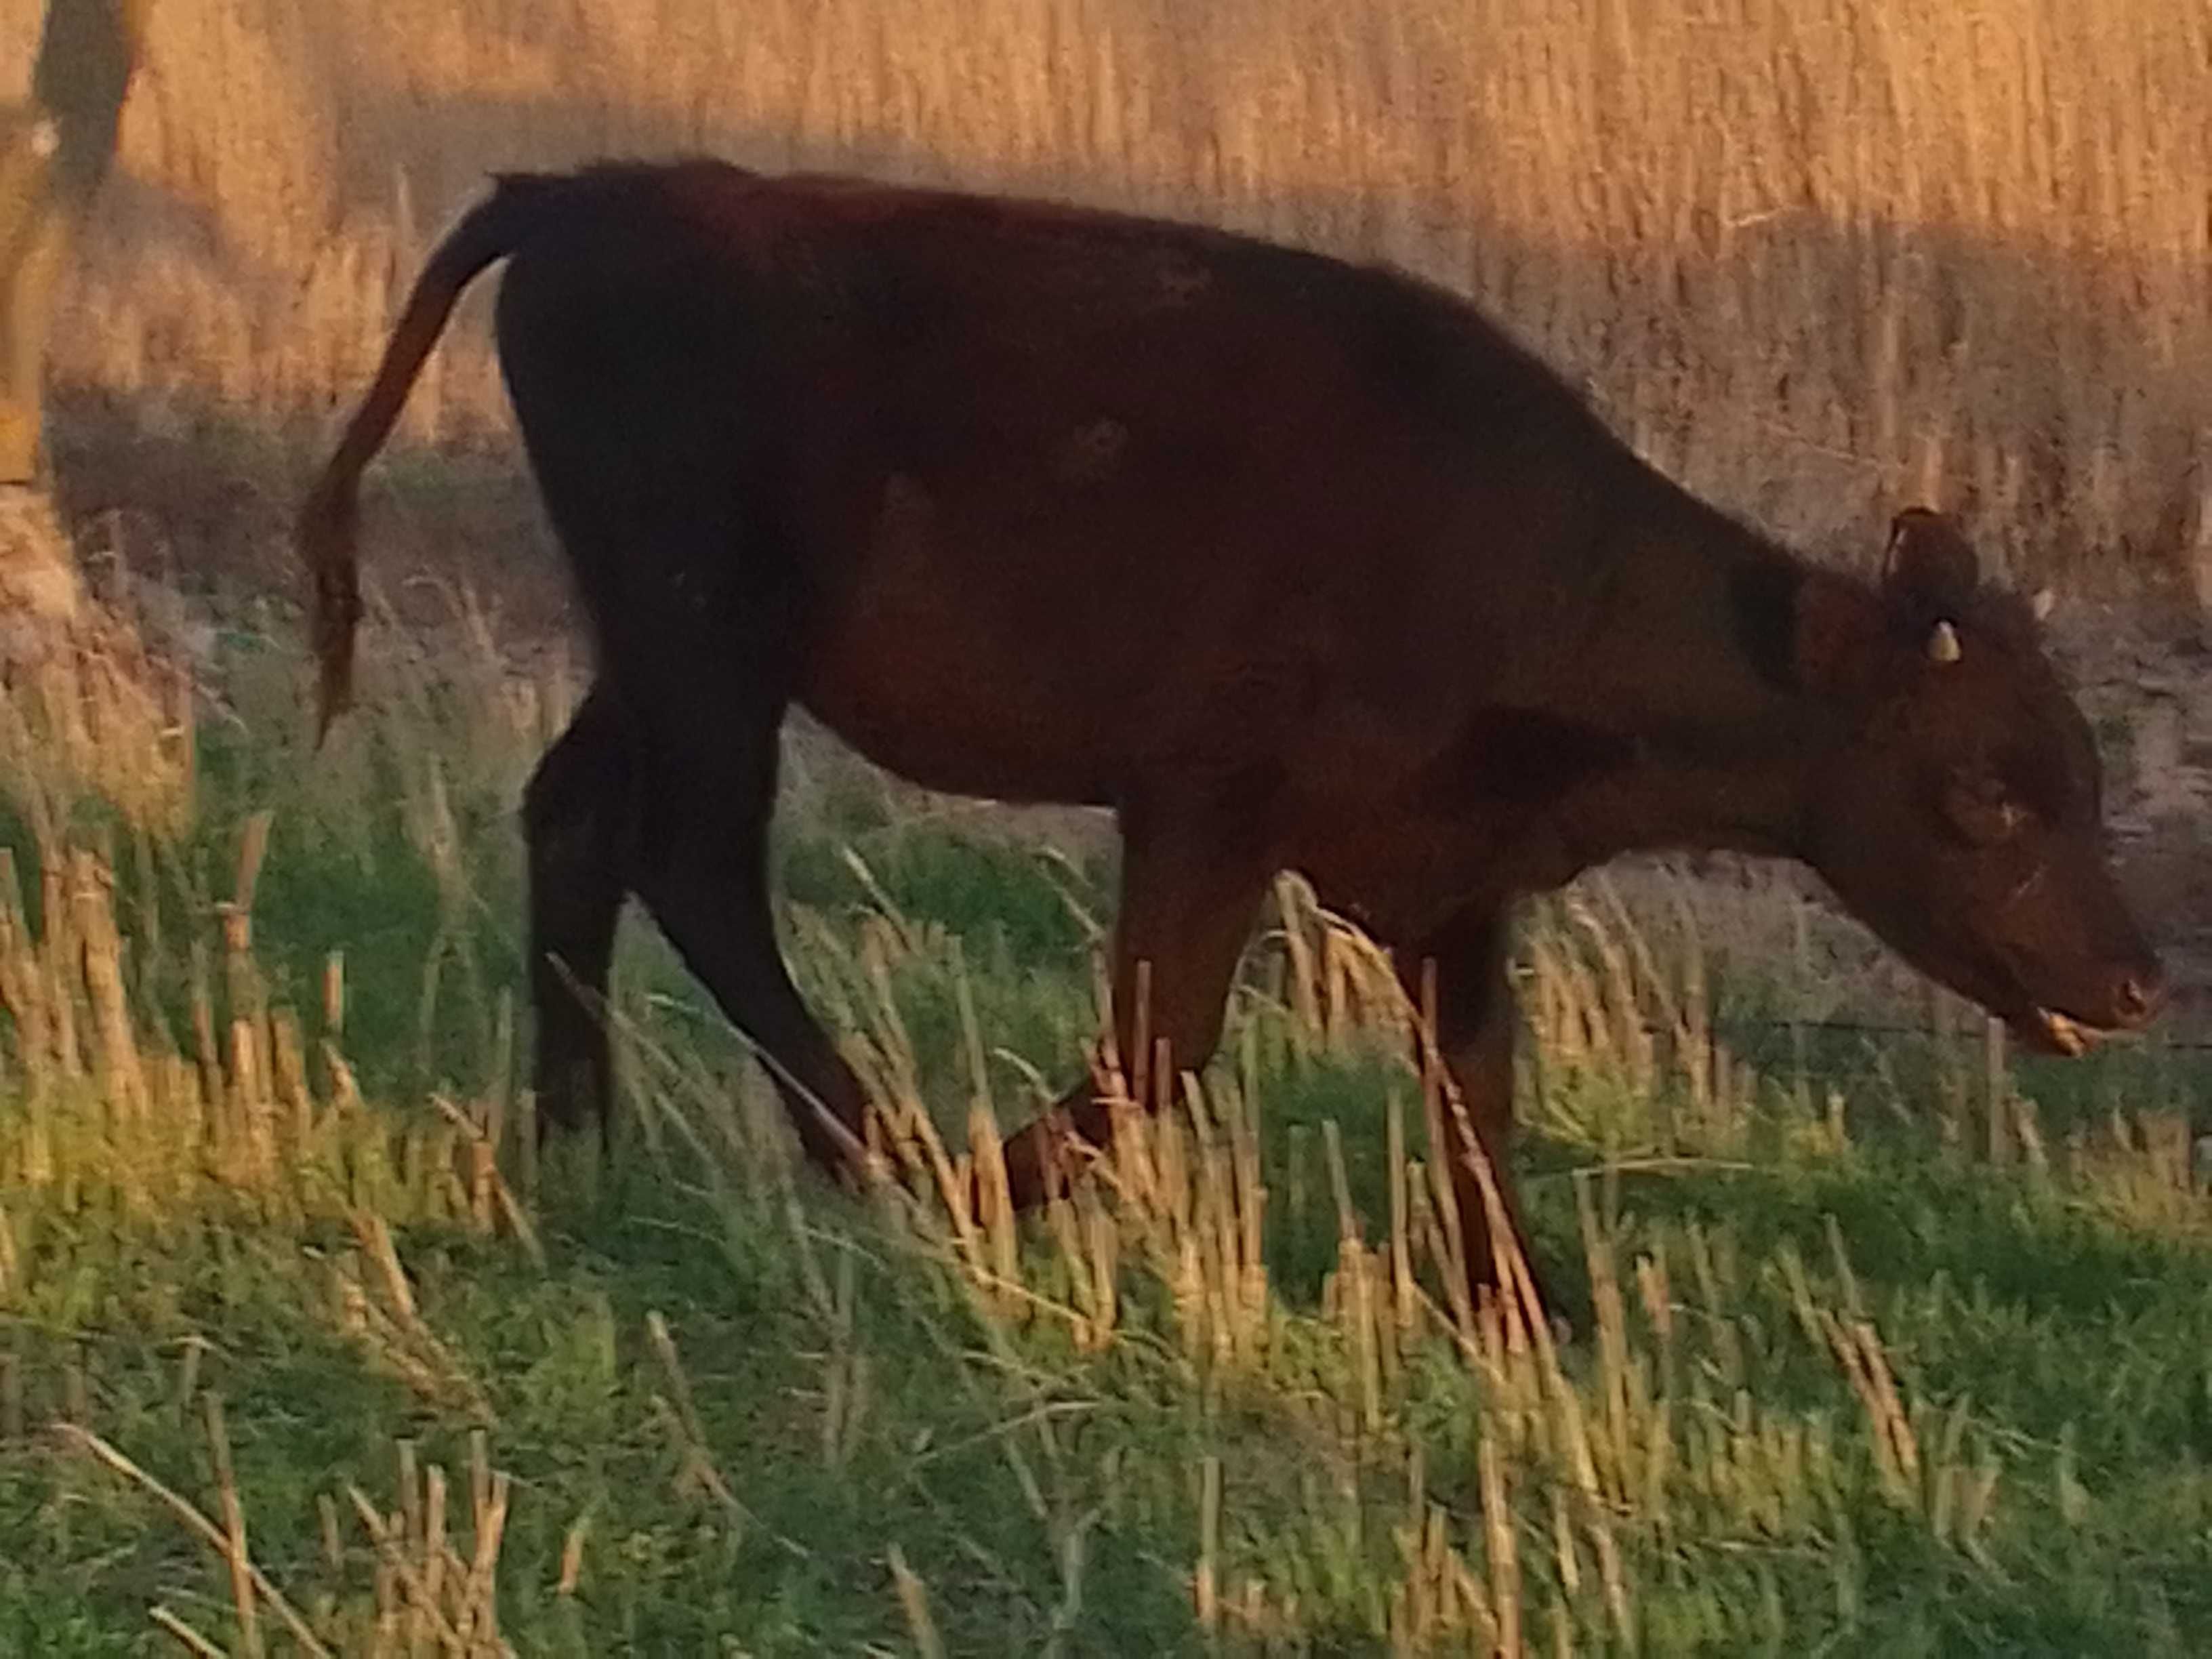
[491,163,1651,807]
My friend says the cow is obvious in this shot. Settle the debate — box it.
[298,159,2164,1301]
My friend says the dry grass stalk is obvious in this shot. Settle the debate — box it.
[1041,1194,1098,1350]
[1388,1437,1503,1652]
[1985,1017,2011,1166]
[817,1247,872,1474]
[1081,1185,1119,1350]
[330,1214,493,1420]
[203,1393,266,1659]
[1319,1116,1384,1433]
[969,1101,1019,1316]
[1576,1176,1633,1490]
[644,1309,752,1535]
[1194,1452,1221,1633]
[342,1462,516,1658]
[1414,962,1478,1343]
[1480,1428,1524,1659]
[60,1341,87,1422]
[887,1543,948,1659]
[1387,1090,1414,1332]
[556,1504,593,1596]
[148,1604,229,1658]
[430,1094,544,1267]
[1822,1313,1923,1509]
[70,847,146,1143]
[1273,874,1325,1045]
[56,1421,337,1658]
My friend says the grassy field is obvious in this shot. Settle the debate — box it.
[3,0,2211,1651]
[0,592,2209,1654]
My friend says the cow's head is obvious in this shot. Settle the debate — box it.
[1791,508,2163,1054]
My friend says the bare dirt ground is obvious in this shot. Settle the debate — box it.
[2048,598,2212,1031]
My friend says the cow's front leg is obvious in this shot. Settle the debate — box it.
[1001,790,1275,1211]
[1392,902,1547,1313]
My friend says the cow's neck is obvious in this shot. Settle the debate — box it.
[1551,489,1853,868]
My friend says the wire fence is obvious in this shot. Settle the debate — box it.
[1708,1010,2212,1056]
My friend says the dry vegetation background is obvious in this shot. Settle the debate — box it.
[4,0,2211,953]
[9,7,2212,1647]
[1,0,2205,577]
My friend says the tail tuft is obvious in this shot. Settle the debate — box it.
[297,475,363,745]
[294,171,548,741]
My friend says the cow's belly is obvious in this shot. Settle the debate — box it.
[796,590,1131,807]
[796,674,1120,807]
[792,473,1327,807]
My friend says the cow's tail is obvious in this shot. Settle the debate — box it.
[297,173,560,743]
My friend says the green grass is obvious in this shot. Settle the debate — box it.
[3,611,2212,1655]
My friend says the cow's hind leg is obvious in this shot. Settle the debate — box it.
[1000,791,1276,1209]
[624,696,874,1180]
[523,682,632,1149]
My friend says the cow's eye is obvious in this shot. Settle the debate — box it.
[1942,773,2026,846]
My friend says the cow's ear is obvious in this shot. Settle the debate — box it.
[1791,569,1889,702]
[1882,508,1978,615]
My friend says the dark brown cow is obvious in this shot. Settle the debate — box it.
[298,160,2163,1297]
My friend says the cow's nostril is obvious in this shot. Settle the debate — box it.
[2114,971,2165,1023]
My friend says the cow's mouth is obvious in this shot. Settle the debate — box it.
[1954,951,2132,1059]
[1929,930,2156,1059]
[2024,1006,2105,1058]
[1848,901,2156,1063]
[1929,951,2112,1058]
